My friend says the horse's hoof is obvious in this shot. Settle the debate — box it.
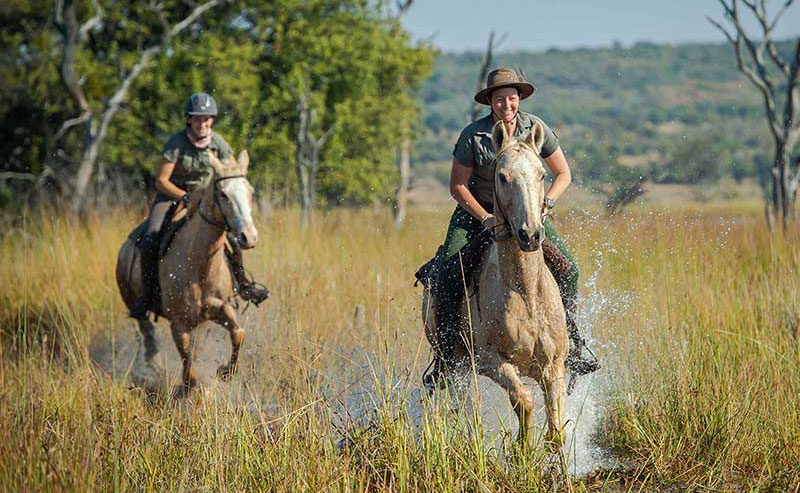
[217,364,236,381]
[173,385,193,399]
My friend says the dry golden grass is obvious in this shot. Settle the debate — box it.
[1,203,798,491]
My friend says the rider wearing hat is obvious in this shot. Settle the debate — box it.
[130,92,269,319]
[422,68,599,390]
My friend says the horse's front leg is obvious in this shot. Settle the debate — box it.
[488,360,535,449]
[540,359,566,449]
[204,297,244,381]
[170,322,197,397]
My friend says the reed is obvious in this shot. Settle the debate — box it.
[1,203,798,491]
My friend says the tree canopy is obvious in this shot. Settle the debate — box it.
[0,0,433,210]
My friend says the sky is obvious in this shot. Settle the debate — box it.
[401,0,800,53]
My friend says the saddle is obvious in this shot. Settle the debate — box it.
[414,235,573,290]
[127,207,239,311]
[127,206,190,258]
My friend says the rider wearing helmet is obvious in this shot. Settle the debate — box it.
[420,68,599,391]
[129,92,269,319]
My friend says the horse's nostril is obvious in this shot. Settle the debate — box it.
[533,229,541,242]
[239,232,248,245]
[518,228,530,243]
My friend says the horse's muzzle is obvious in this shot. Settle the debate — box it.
[517,227,542,252]
[239,227,258,250]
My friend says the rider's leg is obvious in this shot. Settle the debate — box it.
[225,232,269,305]
[424,206,489,388]
[543,219,600,388]
[130,196,172,319]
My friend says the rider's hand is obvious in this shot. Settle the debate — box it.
[481,213,496,231]
[175,193,190,214]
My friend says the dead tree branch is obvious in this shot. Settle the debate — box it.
[710,0,800,229]
[470,31,507,122]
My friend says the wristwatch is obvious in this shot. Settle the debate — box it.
[181,194,191,206]
[544,196,556,209]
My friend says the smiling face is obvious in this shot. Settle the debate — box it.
[491,87,520,124]
[187,114,214,138]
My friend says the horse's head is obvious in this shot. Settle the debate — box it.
[204,150,259,249]
[491,119,548,252]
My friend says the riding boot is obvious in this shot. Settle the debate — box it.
[226,235,270,306]
[563,299,600,394]
[130,232,160,319]
[422,232,492,390]
[423,290,465,391]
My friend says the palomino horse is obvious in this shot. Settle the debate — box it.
[116,150,258,395]
[423,120,568,448]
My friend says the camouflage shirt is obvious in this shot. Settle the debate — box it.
[452,112,559,207]
[161,129,233,191]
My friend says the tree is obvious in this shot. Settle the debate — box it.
[260,0,432,224]
[709,0,800,230]
[287,67,336,230]
[52,0,230,213]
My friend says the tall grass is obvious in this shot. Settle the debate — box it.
[1,204,798,491]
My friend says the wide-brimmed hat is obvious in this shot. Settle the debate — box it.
[474,68,535,105]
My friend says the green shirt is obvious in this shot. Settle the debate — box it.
[452,112,559,207]
[161,129,233,191]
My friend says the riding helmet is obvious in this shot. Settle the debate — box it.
[184,92,218,116]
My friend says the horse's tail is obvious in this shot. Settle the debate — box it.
[116,238,141,312]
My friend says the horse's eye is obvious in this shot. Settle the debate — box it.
[498,173,509,184]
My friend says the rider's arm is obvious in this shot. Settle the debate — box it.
[154,161,187,200]
[542,147,571,203]
[450,158,491,222]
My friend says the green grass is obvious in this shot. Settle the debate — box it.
[1,204,798,491]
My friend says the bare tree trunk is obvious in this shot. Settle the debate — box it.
[288,70,335,230]
[53,0,228,213]
[393,129,411,227]
[470,32,506,123]
[390,0,416,227]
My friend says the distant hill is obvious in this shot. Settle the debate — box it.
[414,40,796,188]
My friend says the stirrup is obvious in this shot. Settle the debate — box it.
[237,281,270,306]
[422,355,447,392]
[566,340,600,394]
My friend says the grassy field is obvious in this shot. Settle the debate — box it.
[1,203,798,491]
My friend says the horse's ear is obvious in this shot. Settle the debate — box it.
[237,150,249,173]
[207,150,225,175]
[526,119,545,154]
[491,120,508,151]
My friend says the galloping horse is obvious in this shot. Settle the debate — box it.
[116,150,258,395]
[423,120,568,448]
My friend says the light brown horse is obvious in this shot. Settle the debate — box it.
[424,120,568,448]
[116,150,258,395]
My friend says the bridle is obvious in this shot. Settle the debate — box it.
[197,174,248,232]
[491,140,548,242]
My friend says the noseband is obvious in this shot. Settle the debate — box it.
[197,174,247,232]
